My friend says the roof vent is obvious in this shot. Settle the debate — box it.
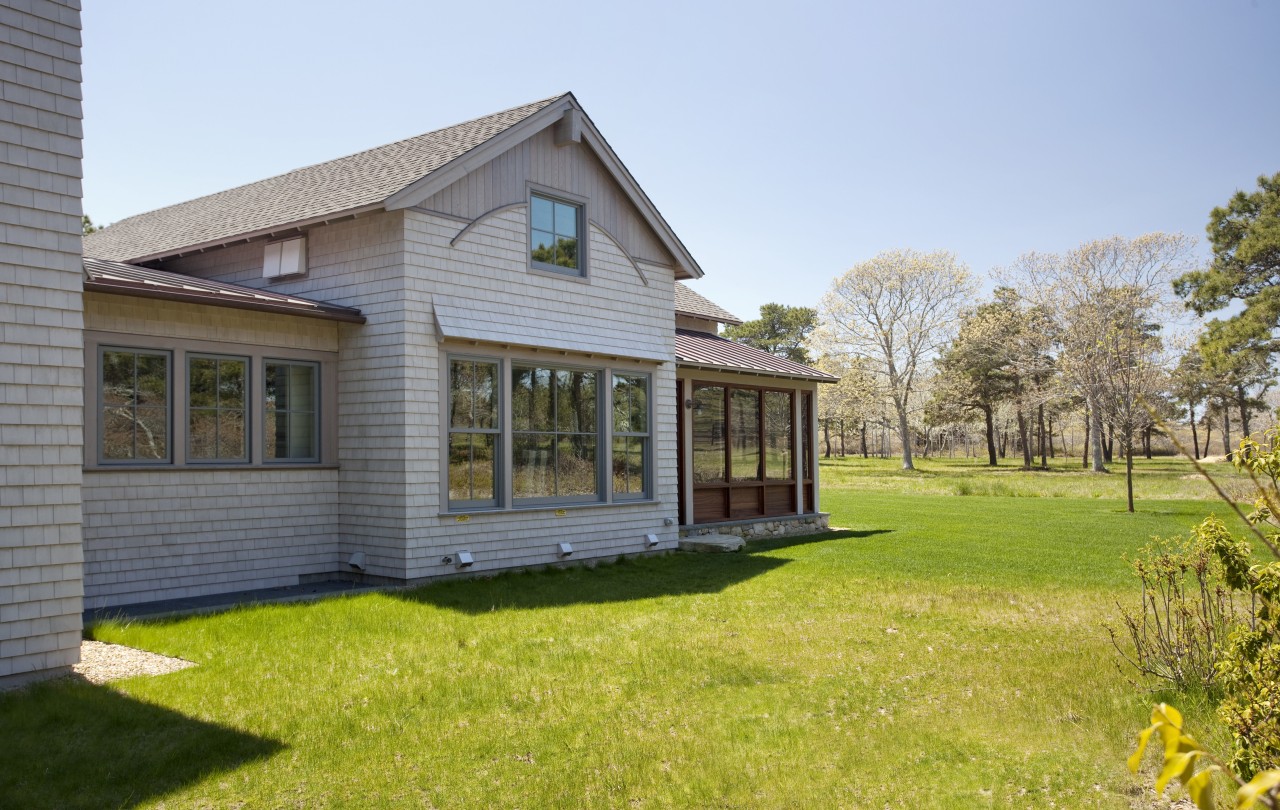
[264,236,306,280]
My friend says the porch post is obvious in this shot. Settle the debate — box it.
[792,386,803,515]
[809,385,821,514]
[680,375,694,525]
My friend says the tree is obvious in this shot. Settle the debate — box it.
[722,303,818,364]
[82,214,101,235]
[818,249,975,470]
[815,354,878,457]
[1175,172,1280,355]
[1169,347,1212,459]
[1002,234,1197,476]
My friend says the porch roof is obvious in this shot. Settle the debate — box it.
[674,329,836,382]
[83,257,366,323]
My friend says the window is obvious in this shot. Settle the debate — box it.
[530,192,582,275]
[188,354,248,462]
[448,358,500,507]
[264,361,319,462]
[100,348,170,463]
[512,365,600,503]
[612,373,650,499]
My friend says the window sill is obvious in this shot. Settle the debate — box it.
[528,264,590,283]
[441,498,661,519]
[84,464,340,473]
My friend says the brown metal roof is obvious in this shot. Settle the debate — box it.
[675,329,835,382]
[674,282,741,325]
[83,257,366,323]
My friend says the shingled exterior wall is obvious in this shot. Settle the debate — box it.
[0,0,84,686]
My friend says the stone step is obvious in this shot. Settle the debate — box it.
[678,534,745,553]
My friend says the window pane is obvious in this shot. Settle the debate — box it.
[513,367,553,432]
[135,406,168,460]
[556,369,596,433]
[554,202,577,238]
[449,433,496,503]
[189,409,216,459]
[731,389,761,482]
[474,361,498,430]
[555,236,578,269]
[102,409,135,460]
[513,434,555,499]
[189,358,216,408]
[531,195,554,232]
[531,230,555,264]
[449,360,475,429]
[613,374,648,434]
[219,359,245,408]
[612,436,646,496]
[557,436,597,497]
[218,409,246,459]
[136,354,168,407]
[692,386,725,483]
[765,391,792,481]
[101,351,135,406]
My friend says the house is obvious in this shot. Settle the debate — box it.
[4,73,833,682]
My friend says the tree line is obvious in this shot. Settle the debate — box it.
[724,171,1280,513]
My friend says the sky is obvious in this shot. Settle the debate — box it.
[81,1,1280,323]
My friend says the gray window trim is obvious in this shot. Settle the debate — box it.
[186,352,250,465]
[611,370,652,502]
[447,354,503,510]
[97,345,173,466]
[262,358,321,464]
[527,184,589,279]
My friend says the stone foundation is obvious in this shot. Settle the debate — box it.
[679,513,830,540]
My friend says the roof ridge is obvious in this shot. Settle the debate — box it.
[90,93,569,238]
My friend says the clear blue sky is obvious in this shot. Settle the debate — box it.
[82,1,1279,322]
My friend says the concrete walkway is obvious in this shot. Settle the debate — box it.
[84,580,383,623]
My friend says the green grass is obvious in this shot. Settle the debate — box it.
[0,456,1248,808]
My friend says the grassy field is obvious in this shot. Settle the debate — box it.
[0,456,1250,808]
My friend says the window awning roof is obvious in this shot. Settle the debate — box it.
[83,257,366,323]
[675,329,836,382]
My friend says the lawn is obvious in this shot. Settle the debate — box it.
[0,456,1249,808]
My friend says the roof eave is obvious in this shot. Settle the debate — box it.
[674,359,836,383]
[84,281,367,324]
[674,308,743,326]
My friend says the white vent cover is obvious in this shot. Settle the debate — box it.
[263,236,306,279]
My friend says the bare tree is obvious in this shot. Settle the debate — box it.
[1001,234,1197,476]
[818,249,975,470]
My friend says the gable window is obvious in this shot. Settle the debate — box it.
[611,373,650,500]
[100,347,170,463]
[264,361,319,462]
[512,365,600,502]
[530,192,582,275]
[448,358,500,508]
[188,354,248,462]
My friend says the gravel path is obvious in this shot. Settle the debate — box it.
[72,640,195,684]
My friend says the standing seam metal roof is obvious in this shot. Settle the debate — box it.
[82,96,564,262]
[675,328,835,381]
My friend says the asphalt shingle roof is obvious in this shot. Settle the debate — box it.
[83,257,365,322]
[83,96,565,262]
[674,282,741,325]
[675,328,834,381]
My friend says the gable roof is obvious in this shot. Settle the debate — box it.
[674,282,742,325]
[83,94,703,279]
[83,257,365,323]
[675,329,835,382]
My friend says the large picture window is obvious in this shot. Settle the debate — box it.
[188,354,247,462]
[612,373,650,499]
[100,348,170,463]
[512,365,600,503]
[448,358,500,507]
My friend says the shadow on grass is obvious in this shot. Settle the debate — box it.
[0,677,283,809]
[747,528,891,554]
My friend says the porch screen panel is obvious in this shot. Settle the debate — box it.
[692,385,725,483]
[764,390,792,481]
[730,389,761,482]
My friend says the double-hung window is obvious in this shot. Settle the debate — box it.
[512,365,601,503]
[448,358,500,508]
[611,373,650,500]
